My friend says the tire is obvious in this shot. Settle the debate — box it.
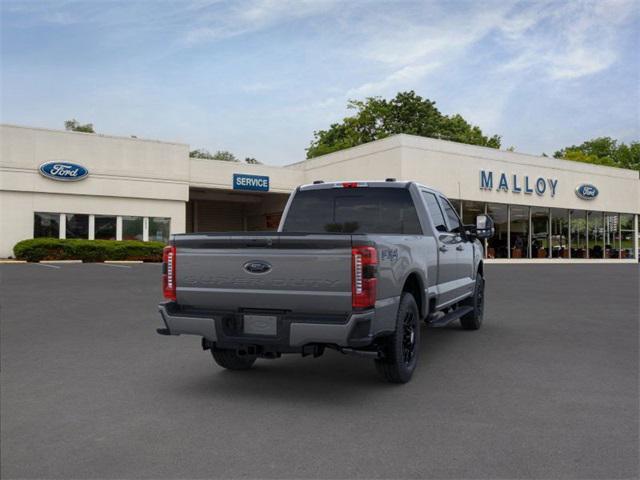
[375,293,421,384]
[460,274,484,330]
[211,348,256,370]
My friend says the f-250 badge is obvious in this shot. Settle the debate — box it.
[380,248,399,262]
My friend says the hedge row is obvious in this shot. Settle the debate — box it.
[13,238,165,262]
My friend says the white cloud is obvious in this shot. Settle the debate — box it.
[183,0,341,44]
[347,63,440,97]
[3,0,637,164]
[499,0,637,80]
[241,81,278,93]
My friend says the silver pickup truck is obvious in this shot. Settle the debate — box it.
[157,180,494,383]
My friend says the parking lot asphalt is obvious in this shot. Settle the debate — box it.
[1,263,638,479]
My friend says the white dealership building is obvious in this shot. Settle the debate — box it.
[1,123,638,261]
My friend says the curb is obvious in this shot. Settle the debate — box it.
[104,260,144,264]
[39,260,83,264]
[0,260,27,264]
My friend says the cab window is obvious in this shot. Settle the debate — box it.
[421,191,447,232]
[439,196,462,232]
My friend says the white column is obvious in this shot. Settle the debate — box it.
[143,217,149,242]
[618,214,622,259]
[506,205,511,259]
[116,216,123,241]
[634,214,639,260]
[88,215,95,240]
[483,203,488,259]
[548,209,552,258]
[59,213,66,239]
[528,207,532,259]
[568,210,572,259]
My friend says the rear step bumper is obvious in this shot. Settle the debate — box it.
[157,302,380,348]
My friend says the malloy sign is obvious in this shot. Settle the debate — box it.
[480,170,558,197]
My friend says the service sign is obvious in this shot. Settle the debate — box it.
[39,161,89,182]
[233,173,269,192]
[575,184,598,200]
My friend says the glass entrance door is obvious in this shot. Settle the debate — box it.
[531,208,550,259]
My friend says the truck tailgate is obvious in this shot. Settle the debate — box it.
[174,234,352,314]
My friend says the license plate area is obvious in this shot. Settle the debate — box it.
[243,314,278,336]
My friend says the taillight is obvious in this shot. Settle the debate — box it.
[339,181,368,188]
[162,245,176,301]
[352,246,377,309]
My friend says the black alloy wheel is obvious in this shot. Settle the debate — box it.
[460,274,484,330]
[375,292,421,383]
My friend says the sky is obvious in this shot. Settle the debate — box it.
[1,0,639,165]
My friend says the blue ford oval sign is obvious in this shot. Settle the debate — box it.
[39,161,89,182]
[575,184,598,200]
[243,260,272,274]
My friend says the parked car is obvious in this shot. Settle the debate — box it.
[157,180,494,383]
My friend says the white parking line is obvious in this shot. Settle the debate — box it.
[97,263,132,269]
[35,263,61,269]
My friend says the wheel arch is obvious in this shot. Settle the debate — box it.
[400,270,427,319]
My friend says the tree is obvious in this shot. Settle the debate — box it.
[190,149,215,159]
[306,91,501,158]
[554,137,640,172]
[64,119,94,133]
[244,157,262,164]
[189,149,239,162]
[212,150,238,162]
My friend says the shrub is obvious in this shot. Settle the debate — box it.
[13,238,165,262]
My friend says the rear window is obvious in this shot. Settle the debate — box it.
[282,187,422,234]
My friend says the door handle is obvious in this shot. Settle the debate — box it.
[456,245,465,251]
[439,245,448,252]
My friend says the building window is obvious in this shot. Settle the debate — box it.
[551,209,570,258]
[461,201,485,226]
[122,216,143,240]
[509,205,529,259]
[449,199,462,217]
[486,203,508,259]
[531,207,550,259]
[65,214,89,239]
[95,215,117,240]
[571,210,587,258]
[603,213,619,259]
[34,212,60,238]
[149,217,171,243]
[588,211,604,258]
[620,214,635,259]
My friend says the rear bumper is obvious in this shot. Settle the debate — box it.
[157,302,380,349]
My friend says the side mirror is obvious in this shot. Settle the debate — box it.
[475,214,495,239]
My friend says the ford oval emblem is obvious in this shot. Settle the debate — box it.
[39,161,89,182]
[575,184,598,200]
[243,260,272,274]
